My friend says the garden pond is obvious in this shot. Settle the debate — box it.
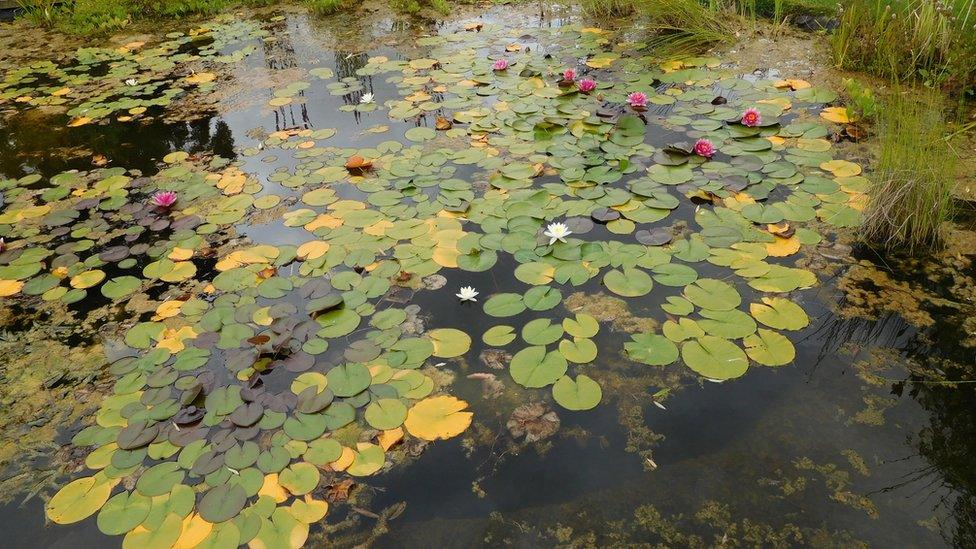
[0,3,974,548]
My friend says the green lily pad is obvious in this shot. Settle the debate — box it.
[510,346,567,388]
[681,336,749,380]
[551,375,603,411]
[603,268,653,297]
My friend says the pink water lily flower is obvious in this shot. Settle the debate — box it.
[627,91,648,109]
[492,59,510,71]
[694,138,715,158]
[741,107,762,127]
[577,78,596,93]
[151,191,178,208]
[563,68,576,81]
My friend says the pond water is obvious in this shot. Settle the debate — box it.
[0,4,974,548]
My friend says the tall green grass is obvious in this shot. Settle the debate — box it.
[18,0,231,34]
[832,0,976,100]
[305,0,346,14]
[388,0,451,15]
[579,0,734,54]
[578,0,638,16]
[861,90,957,253]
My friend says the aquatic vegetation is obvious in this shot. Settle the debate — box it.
[151,191,179,208]
[0,18,268,125]
[576,77,596,93]
[456,286,479,302]
[844,78,881,124]
[693,137,715,158]
[636,0,736,54]
[0,11,880,548]
[492,58,510,71]
[19,0,233,35]
[627,91,648,109]
[832,0,976,99]
[543,221,572,245]
[359,92,375,104]
[861,90,956,252]
[741,106,762,127]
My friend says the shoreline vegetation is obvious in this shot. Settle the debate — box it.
[8,0,976,253]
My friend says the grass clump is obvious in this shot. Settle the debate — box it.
[305,0,346,14]
[579,0,734,53]
[643,0,735,53]
[18,0,232,35]
[861,90,957,253]
[578,0,639,16]
[832,0,976,100]
[389,0,452,15]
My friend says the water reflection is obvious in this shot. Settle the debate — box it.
[0,114,236,180]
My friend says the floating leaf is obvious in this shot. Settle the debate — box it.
[510,346,567,388]
[521,318,564,346]
[552,375,602,411]
[46,474,115,524]
[326,363,371,397]
[681,336,748,380]
[683,279,741,311]
[743,329,796,366]
[749,297,809,330]
[625,333,680,366]
[347,443,385,476]
[558,337,597,363]
[603,268,653,297]
[278,462,321,495]
[364,398,408,430]
[483,325,516,346]
[428,328,471,358]
[563,313,599,338]
[97,491,152,535]
[198,483,247,523]
[404,396,473,441]
[483,293,526,317]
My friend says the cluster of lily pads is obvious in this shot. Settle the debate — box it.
[0,18,265,126]
[0,16,870,549]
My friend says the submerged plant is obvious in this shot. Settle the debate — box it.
[861,89,956,253]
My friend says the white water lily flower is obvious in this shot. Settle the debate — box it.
[543,221,573,244]
[360,92,375,104]
[456,286,479,302]
[124,78,138,86]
